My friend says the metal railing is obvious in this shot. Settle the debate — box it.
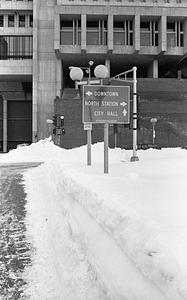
[0,36,33,60]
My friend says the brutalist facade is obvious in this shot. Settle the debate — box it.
[0,0,187,151]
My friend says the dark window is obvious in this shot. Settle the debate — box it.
[8,15,14,27]
[87,20,107,45]
[19,15,26,27]
[60,19,81,45]
[0,15,4,27]
[140,21,158,46]
[0,36,33,60]
[114,20,133,46]
[167,21,183,47]
[29,15,33,27]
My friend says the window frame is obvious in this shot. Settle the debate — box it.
[113,20,133,46]
[86,19,107,46]
[8,15,15,27]
[167,21,184,47]
[60,19,81,46]
[140,21,158,47]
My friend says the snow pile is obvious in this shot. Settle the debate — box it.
[1,139,187,300]
[0,138,184,164]
[25,156,187,299]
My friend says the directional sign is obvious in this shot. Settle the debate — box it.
[83,85,130,124]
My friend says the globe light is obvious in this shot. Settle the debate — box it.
[150,118,157,124]
[94,65,108,79]
[69,67,84,81]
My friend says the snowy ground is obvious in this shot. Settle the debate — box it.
[0,139,187,300]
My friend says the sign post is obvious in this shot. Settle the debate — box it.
[83,85,130,173]
[104,123,109,173]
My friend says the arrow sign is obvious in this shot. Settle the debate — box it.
[120,102,127,106]
[122,109,127,116]
[86,91,93,96]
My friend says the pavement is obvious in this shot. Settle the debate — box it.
[0,163,40,300]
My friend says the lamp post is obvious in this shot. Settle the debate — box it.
[94,65,109,173]
[69,61,94,88]
[69,63,108,171]
[46,119,53,139]
[150,118,157,144]
[69,61,94,166]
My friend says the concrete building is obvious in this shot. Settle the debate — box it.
[0,0,187,151]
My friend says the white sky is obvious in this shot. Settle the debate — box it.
[0,139,187,300]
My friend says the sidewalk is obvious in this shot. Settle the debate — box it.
[0,165,33,300]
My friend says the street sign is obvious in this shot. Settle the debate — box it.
[84,123,92,130]
[83,85,130,124]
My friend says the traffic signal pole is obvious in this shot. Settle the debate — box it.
[110,66,139,162]
[130,67,139,162]
[87,75,92,166]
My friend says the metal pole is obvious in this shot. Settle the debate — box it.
[114,132,117,148]
[3,99,7,153]
[130,67,139,162]
[104,123,109,174]
[100,77,109,174]
[87,67,92,166]
[87,131,91,165]
[153,124,155,144]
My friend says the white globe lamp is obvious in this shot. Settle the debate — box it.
[94,65,108,79]
[69,67,84,81]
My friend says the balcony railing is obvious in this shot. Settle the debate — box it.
[0,36,33,60]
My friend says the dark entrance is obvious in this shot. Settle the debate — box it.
[7,100,32,151]
[0,96,3,152]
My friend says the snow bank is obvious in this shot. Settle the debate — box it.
[16,140,187,300]
[33,159,187,300]
[2,140,187,299]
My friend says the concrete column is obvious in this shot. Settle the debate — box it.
[108,14,113,52]
[81,14,86,52]
[105,59,110,77]
[54,12,60,58]
[3,100,7,153]
[56,59,62,98]
[158,16,167,53]
[32,0,38,142]
[134,15,140,52]
[148,60,158,78]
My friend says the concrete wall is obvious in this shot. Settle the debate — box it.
[55,79,187,149]
[138,79,187,147]
[0,61,32,77]
[33,0,62,141]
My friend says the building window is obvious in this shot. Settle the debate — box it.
[167,21,183,47]
[29,15,33,27]
[19,15,26,27]
[113,20,133,46]
[140,21,158,46]
[8,15,15,27]
[0,15,4,27]
[0,36,33,60]
[86,20,107,46]
[60,20,81,45]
